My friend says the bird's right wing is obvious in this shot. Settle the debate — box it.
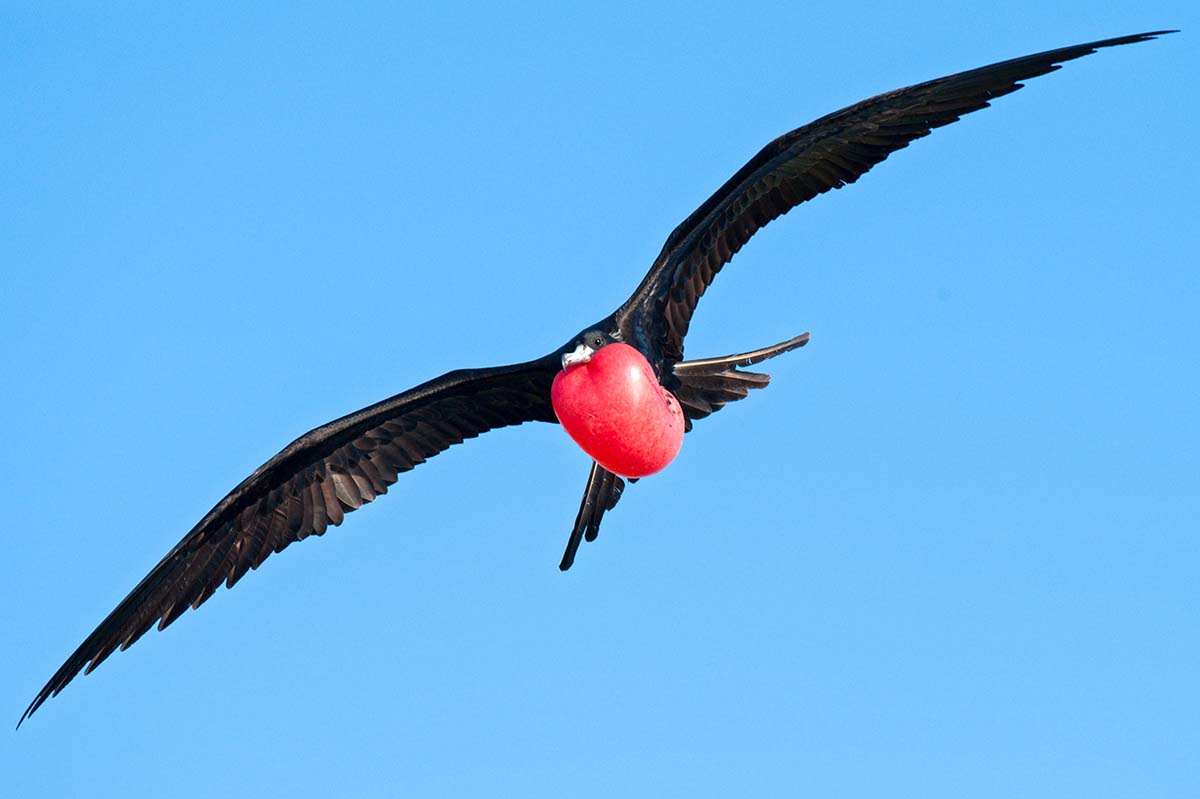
[21,355,560,726]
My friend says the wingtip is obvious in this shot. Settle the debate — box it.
[1095,30,1178,45]
[1087,30,1179,51]
[16,699,38,731]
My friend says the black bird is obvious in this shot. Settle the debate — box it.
[19,31,1173,726]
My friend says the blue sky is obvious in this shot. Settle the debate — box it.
[2,3,1196,796]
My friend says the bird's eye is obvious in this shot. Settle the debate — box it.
[592,336,604,347]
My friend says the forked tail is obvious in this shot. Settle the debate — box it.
[672,333,809,426]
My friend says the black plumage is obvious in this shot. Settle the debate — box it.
[19,30,1173,726]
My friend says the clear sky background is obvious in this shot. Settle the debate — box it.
[2,3,1195,797]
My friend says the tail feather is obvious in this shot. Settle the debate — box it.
[672,333,809,426]
[673,333,810,374]
[559,332,809,568]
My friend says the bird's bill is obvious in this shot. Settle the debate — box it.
[561,343,595,370]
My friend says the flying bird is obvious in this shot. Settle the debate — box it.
[19,30,1174,726]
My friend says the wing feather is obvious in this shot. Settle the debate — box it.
[616,31,1174,363]
[20,356,558,726]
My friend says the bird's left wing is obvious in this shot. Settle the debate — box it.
[615,31,1173,364]
[20,356,559,726]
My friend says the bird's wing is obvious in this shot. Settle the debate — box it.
[20,356,559,726]
[614,31,1174,363]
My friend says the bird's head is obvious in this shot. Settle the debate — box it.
[562,329,617,370]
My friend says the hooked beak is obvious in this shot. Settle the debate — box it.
[561,343,595,370]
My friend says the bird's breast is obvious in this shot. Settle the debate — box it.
[550,342,684,478]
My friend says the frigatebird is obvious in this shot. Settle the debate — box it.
[19,30,1173,726]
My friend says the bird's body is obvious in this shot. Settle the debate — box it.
[552,341,687,478]
[19,30,1174,726]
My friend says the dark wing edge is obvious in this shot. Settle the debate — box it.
[19,356,559,727]
[615,30,1176,364]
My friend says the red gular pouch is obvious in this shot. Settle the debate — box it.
[551,342,685,478]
